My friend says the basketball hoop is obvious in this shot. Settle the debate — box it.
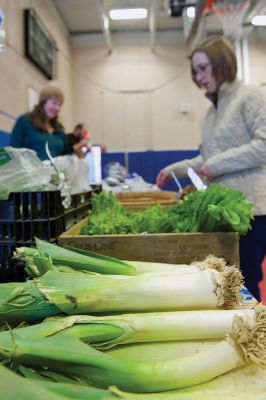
[207,0,251,42]
[204,0,215,13]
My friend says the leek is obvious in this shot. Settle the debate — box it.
[1,259,242,325]
[50,309,253,349]
[1,307,265,393]
[36,265,243,314]
[22,251,231,280]
[0,364,118,400]
[62,245,228,274]
[15,240,231,277]
[0,309,253,350]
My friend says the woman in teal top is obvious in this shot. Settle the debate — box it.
[10,85,72,160]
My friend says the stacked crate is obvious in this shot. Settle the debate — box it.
[0,185,102,282]
[63,185,101,229]
[0,191,64,282]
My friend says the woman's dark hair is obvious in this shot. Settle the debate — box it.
[189,35,237,88]
[29,85,65,132]
[74,123,86,131]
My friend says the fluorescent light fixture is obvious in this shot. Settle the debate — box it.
[186,7,195,18]
[251,15,266,26]
[109,8,148,20]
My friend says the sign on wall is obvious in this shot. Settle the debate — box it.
[24,8,57,80]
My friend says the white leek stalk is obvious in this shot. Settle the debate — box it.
[49,308,254,349]
[126,254,228,274]
[0,309,253,350]
[36,264,243,314]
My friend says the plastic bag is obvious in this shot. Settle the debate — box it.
[53,154,91,195]
[125,173,156,191]
[0,147,52,200]
[104,162,127,182]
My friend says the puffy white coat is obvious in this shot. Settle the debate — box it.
[164,80,266,215]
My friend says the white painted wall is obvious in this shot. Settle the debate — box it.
[0,0,265,155]
[0,0,73,132]
[72,34,210,152]
[72,29,266,153]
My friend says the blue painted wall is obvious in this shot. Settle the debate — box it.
[0,131,10,147]
[102,149,199,191]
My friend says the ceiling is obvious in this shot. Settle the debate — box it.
[52,0,266,50]
[52,0,188,33]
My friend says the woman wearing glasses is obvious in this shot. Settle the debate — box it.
[156,35,266,301]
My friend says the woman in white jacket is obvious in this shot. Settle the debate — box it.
[156,35,266,301]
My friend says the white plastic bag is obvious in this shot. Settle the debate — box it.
[53,154,91,194]
[0,147,52,200]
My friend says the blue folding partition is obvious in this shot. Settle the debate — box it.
[101,149,199,191]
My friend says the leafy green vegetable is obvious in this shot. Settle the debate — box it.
[80,191,135,235]
[80,185,253,236]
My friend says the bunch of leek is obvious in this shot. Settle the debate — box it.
[1,238,264,396]
[1,307,265,393]
[1,238,244,325]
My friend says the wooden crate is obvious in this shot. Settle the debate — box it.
[58,218,240,266]
[115,191,178,211]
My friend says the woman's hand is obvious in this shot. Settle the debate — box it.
[197,164,212,180]
[73,138,89,151]
[156,170,171,187]
[72,138,90,158]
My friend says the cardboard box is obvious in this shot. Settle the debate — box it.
[115,191,178,211]
[58,218,239,266]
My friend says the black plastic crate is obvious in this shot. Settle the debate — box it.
[63,208,77,230]
[0,190,65,243]
[0,242,27,282]
[0,188,102,282]
[0,190,65,283]
[91,184,102,194]
[76,204,90,222]
[62,187,101,229]
[0,191,64,221]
